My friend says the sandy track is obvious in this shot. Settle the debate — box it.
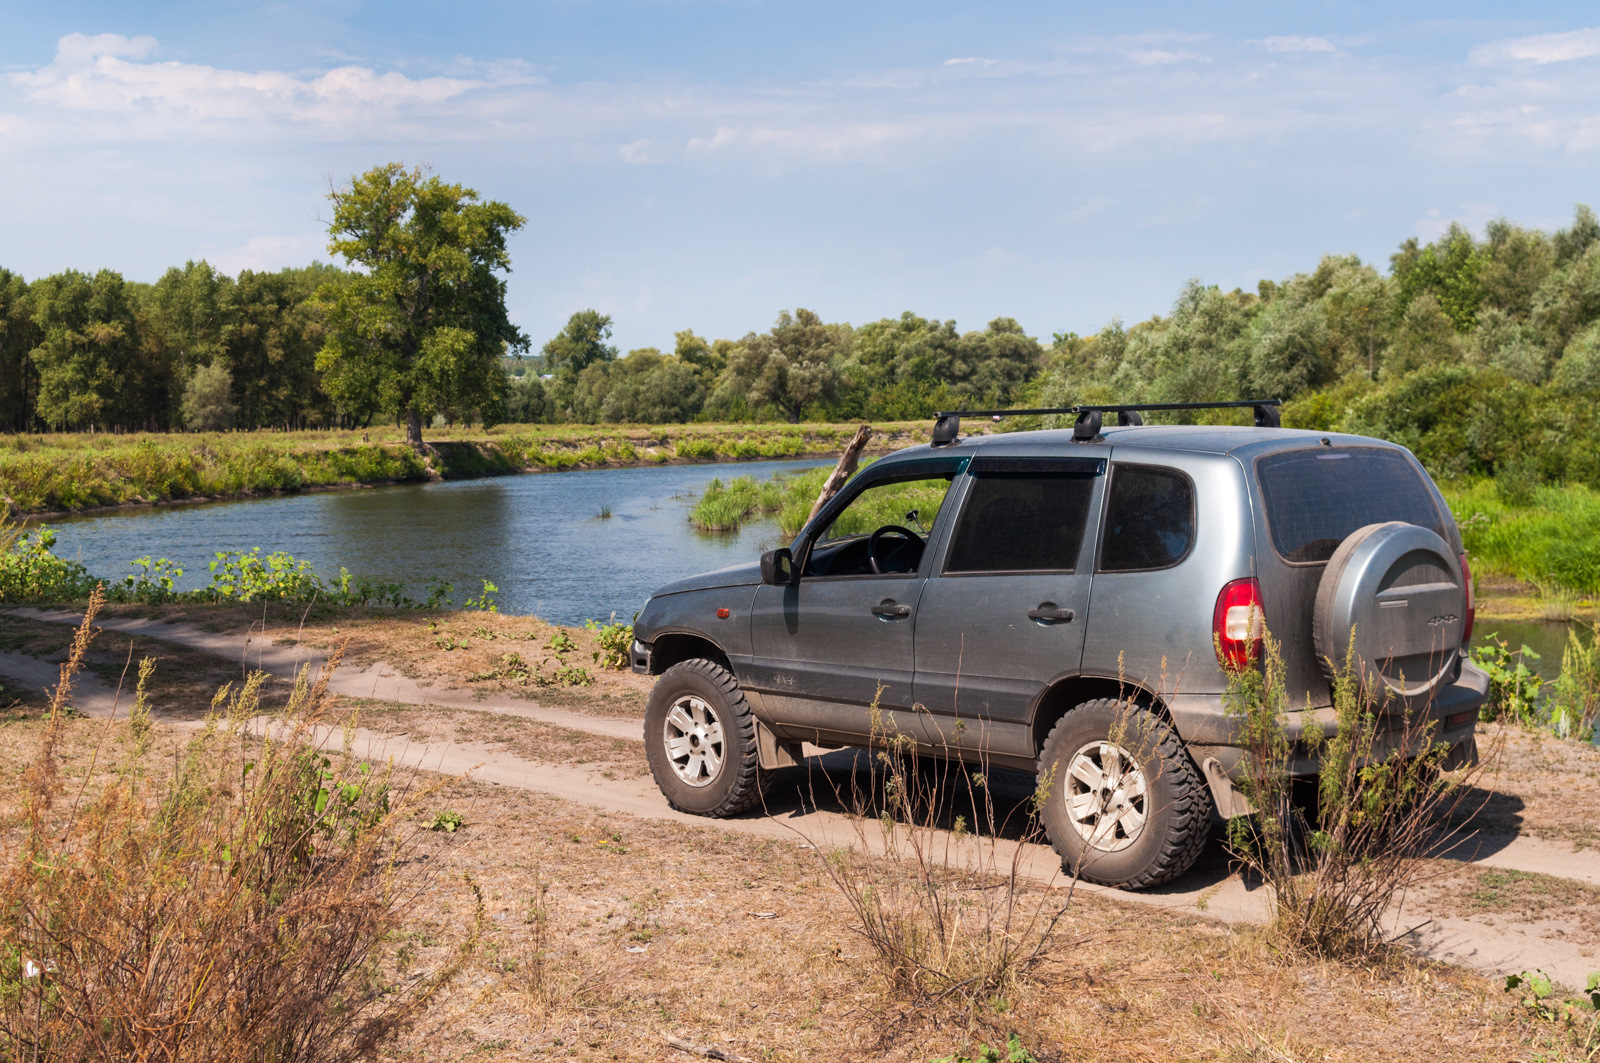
[5,608,1599,988]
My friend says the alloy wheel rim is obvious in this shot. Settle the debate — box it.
[663,695,726,787]
[1064,740,1149,853]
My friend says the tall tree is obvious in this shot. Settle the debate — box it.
[0,270,39,432]
[316,163,527,444]
[29,270,146,431]
[725,308,847,423]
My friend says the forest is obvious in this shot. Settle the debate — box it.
[3,205,1599,493]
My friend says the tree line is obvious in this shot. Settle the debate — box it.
[4,176,1599,489]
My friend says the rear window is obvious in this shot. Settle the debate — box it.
[944,472,1096,573]
[1256,447,1446,563]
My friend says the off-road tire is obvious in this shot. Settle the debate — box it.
[1037,698,1211,889]
[644,658,770,817]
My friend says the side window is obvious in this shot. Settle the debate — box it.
[1098,464,1194,572]
[805,473,955,576]
[944,473,1096,573]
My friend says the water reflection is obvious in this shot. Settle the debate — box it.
[41,460,828,626]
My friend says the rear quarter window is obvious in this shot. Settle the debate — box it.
[1255,447,1447,564]
[1098,464,1195,572]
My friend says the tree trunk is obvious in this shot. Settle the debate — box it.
[406,406,424,446]
[805,424,872,528]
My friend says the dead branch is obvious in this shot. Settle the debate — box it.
[805,424,873,527]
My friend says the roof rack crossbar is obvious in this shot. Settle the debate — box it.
[929,399,1282,446]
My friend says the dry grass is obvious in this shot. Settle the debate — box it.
[0,601,1588,1060]
[1467,723,1600,851]
[0,595,482,1063]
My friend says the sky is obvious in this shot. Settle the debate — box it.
[2,2,1599,353]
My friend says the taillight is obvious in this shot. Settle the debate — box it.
[1213,578,1265,671]
[1459,553,1475,644]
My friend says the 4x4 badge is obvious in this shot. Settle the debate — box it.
[1427,614,1458,626]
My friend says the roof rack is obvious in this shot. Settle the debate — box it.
[929,399,1282,446]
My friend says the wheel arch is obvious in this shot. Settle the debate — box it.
[1027,673,1171,758]
[648,631,732,675]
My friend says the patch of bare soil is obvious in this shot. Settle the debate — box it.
[328,700,646,780]
[1413,864,1600,949]
[369,773,1557,1063]
[95,603,652,718]
[1467,724,1600,851]
[0,612,296,720]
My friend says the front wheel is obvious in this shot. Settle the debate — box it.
[644,659,768,817]
[1037,698,1210,889]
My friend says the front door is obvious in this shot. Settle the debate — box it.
[914,456,1105,760]
[744,465,959,744]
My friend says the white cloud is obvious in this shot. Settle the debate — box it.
[943,57,998,68]
[209,232,327,274]
[9,32,500,126]
[1253,35,1338,54]
[1471,27,1600,65]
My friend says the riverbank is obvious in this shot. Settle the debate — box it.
[0,423,926,518]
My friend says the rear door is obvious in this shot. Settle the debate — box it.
[912,455,1105,760]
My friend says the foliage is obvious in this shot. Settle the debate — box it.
[720,308,848,423]
[1224,633,1483,959]
[930,1035,1041,1063]
[317,163,528,443]
[1548,624,1600,741]
[1503,969,1600,1058]
[1471,636,1546,726]
[0,595,478,1061]
[429,810,466,833]
[1445,480,1600,594]
[584,616,633,669]
[181,360,237,430]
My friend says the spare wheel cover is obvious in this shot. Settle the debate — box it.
[1312,521,1466,701]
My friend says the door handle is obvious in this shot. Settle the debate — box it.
[873,599,912,618]
[1027,603,1075,622]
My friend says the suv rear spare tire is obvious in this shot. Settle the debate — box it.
[1312,521,1467,702]
[1037,699,1210,889]
[644,658,769,817]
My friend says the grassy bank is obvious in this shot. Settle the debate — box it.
[0,422,926,516]
[1442,481,1600,598]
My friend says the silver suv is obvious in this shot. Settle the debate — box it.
[630,404,1486,888]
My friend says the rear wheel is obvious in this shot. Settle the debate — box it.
[644,659,769,817]
[1037,698,1210,889]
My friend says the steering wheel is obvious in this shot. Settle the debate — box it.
[867,524,924,574]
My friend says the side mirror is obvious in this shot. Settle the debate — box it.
[760,547,796,586]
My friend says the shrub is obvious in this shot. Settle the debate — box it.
[0,594,478,1061]
[585,616,633,669]
[1224,635,1487,959]
[1548,624,1600,741]
[1471,636,1545,726]
[806,709,1068,1006]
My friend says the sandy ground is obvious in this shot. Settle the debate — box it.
[6,604,1599,999]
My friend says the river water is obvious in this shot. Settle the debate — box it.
[38,460,829,626]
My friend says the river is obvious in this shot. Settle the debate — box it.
[38,460,829,626]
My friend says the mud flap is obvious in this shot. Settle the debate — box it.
[1439,735,1479,772]
[1201,756,1255,819]
[755,719,803,770]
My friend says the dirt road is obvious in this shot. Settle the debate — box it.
[6,606,1598,991]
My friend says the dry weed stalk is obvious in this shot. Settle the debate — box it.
[0,598,477,1063]
[804,702,1069,1007]
[1225,633,1489,959]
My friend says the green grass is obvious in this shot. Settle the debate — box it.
[687,463,952,539]
[1443,480,1600,594]
[0,422,925,515]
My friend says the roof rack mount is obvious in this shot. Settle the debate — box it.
[929,399,1282,446]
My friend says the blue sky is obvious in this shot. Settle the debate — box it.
[2,2,1598,353]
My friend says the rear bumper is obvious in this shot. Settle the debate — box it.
[1176,660,1489,814]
